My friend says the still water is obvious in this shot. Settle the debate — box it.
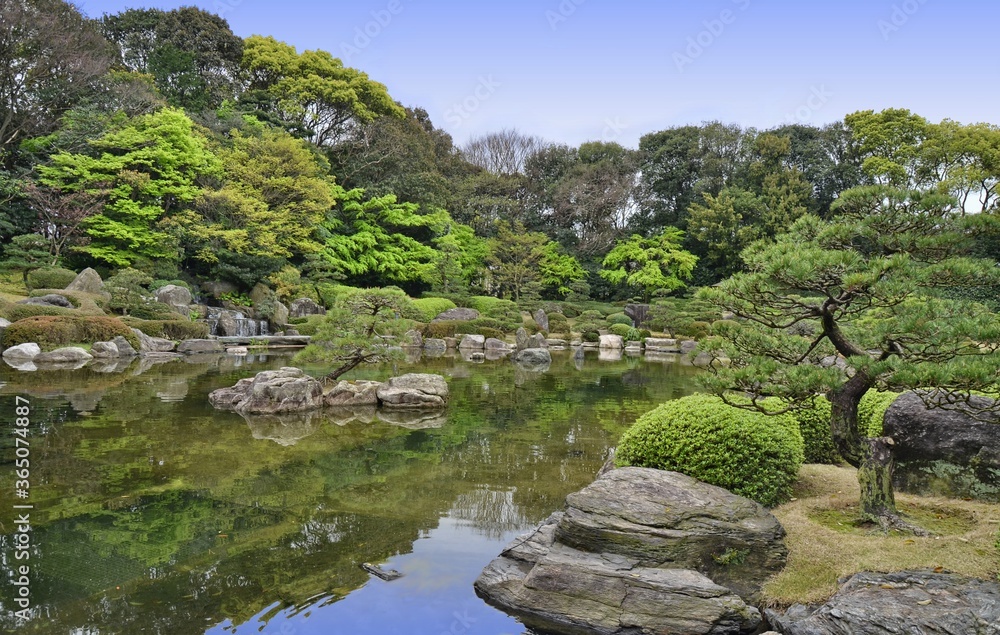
[0,350,700,634]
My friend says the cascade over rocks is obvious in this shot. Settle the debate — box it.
[475,468,782,635]
[768,570,1000,635]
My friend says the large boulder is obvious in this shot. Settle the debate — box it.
[528,333,548,349]
[768,570,1000,635]
[533,308,549,333]
[512,348,551,372]
[155,285,193,316]
[34,347,93,364]
[177,339,224,355]
[324,380,382,407]
[90,341,120,358]
[599,334,624,350]
[515,327,530,351]
[474,467,781,635]
[433,307,479,322]
[403,329,423,348]
[210,367,323,415]
[130,328,176,353]
[289,298,326,318]
[2,343,41,361]
[485,338,511,352]
[458,334,486,350]
[376,373,449,409]
[272,301,289,328]
[644,338,680,353]
[423,338,447,353]
[884,391,1000,501]
[19,294,73,308]
[65,267,105,295]
[111,336,138,358]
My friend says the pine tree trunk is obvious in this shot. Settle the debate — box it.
[858,438,897,521]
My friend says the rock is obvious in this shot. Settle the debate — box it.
[111,336,138,358]
[34,347,93,364]
[545,339,567,349]
[533,308,549,333]
[884,391,1000,501]
[512,348,551,372]
[403,329,423,348]
[573,346,585,369]
[681,340,699,355]
[210,367,324,415]
[485,338,511,351]
[433,307,479,322]
[377,409,448,429]
[284,328,300,336]
[475,468,778,635]
[289,298,326,318]
[201,281,238,299]
[19,294,73,308]
[376,373,449,409]
[217,311,240,337]
[528,333,548,349]
[188,304,208,320]
[423,338,447,353]
[65,268,106,295]
[227,346,249,356]
[515,327,530,351]
[443,337,458,349]
[2,343,42,361]
[131,328,175,353]
[599,334,624,350]
[155,285,193,316]
[177,339,224,355]
[599,348,624,362]
[362,563,404,581]
[458,334,486,350]
[768,570,1000,635]
[242,411,321,446]
[0,317,10,338]
[272,301,289,327]
[324,380,383,407]
[645,337,680,352]
[90,341,119,358]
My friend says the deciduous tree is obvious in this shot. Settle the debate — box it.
[599,228,698,301]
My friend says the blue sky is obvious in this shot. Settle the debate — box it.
[77,0,998,148]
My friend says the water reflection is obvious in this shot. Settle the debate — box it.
[0,350,701,634]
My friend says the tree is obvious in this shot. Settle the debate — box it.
[105,267,153,316]
[486,220,552,301]
[0,233,49,287]
[297,288,413,382]
[38,107,218,268]
[698,185,1000,530]
[23,181,107,263]
[461,129,547,176]
[0,0,112,166]
[845,108,929,187]
[429,222,488,295]
[240,35,404,147]
[599,229,698,301]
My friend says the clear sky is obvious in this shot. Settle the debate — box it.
[77,0,999,148]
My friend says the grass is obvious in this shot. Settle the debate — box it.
[763,464,1000,608]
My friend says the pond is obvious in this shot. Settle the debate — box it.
[0,350,701,634]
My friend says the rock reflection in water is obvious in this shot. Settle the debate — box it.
[242,410,323,446]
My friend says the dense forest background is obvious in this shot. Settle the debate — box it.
[2,0,999,306]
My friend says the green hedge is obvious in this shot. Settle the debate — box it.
[608,323,643,341]
[606,312,632,326]
[410,297,457,322]
[121,318,209,340]
[0,300,74,322]
[859,390,901,437]
[546,312,570,333]
[286,315,326,336]
[26,267,77,291]
[2,315,140,351]
[422,320,459,339]
[790,397,839,464]
[616,394,805,507]
[466,296,522,330]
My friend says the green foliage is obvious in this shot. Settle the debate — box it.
[606,312,633,326]
[646,296,720,337]
[455,317,509,338]
[546,312,570,334]
[219,291,252,307]
[0,301,74,322]
[574,310,606,338]
[106,268,154,316]
[1,234,52,288]
[127,301,176,321]
[608,323,633,338]
[284,315,325,336]
[582,331,600,343]
[859,390,901,437]
[421,320,459,339]
[467,296,522,330]
[615,394,805,507]
[26,267,78,291]
[712,320,741,335]
[599,228,698,301]
[122,318,209,340]
[410,297,457,322]
[1,315,139,351]
[150,279,191,292]
[680,321,711,340]
[785,397,840,465]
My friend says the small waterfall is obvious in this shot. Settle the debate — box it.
[205,308,271,337]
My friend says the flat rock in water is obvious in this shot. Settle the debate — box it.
[324,380,382,407]
[458,334,485,350]
[768,570,1000,635]
[34,347,93,364]
[376,373,449,409]
[177,339,224,355]
[511,348,551,372]
[2,343,41,361]
[210,368,324,415]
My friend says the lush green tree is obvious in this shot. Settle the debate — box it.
[599,228,698,301]
[698,185,1000,530]
[451,171,530,237]
[1,233,50,287]
[918,119,1000,213]
[429,222,488,295]
[845,108,930,187]
[101,7,243,110]
[538,242,586,298]
[106,267,154,316]
[240,35,404,147]
[486,220,555,301]
[0,171,34,252]
[772,122,865,217]
[0,0,113,166]
[687,187,766,280]
[37,108,219,268]
[296,287,413,381]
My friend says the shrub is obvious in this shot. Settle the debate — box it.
[467,296,522,330]
[582,331,600,343]
[410,297,457,322]
[616,394,805,507]
[27,267,78,291]
[712,319,740,335]
[287,315,326,336]
[546,312,570,333]
[150,279,192,292]
[561,304,581,318]
[609,323,633,338]
[422,320,460,339]
[790,397,839,464]
[2,315,140,351]
[607,312,633,326]
[0,300,74,322]
[859,390,901,437]
[122,318,209,340]
[127,301,177,321]
[679,321,712,339]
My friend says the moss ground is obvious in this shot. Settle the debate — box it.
[763,464,1000,607]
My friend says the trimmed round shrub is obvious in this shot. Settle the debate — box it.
[616,394,805,507]
[582,331,600,343]
[468,296,522,328]
[712,319,740,335]
[679,320,712,339]
[410,297,457,322]
[606,312,633,326]
[859,390,901,437]
[0,301,74,322]
[422,320,459,339]
[608,323,633,338]
[2,315,140,351]
[561,304,581,318]
[546,312,570,333]
[26,267,78,291]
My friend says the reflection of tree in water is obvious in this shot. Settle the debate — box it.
[0,352,701,634]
